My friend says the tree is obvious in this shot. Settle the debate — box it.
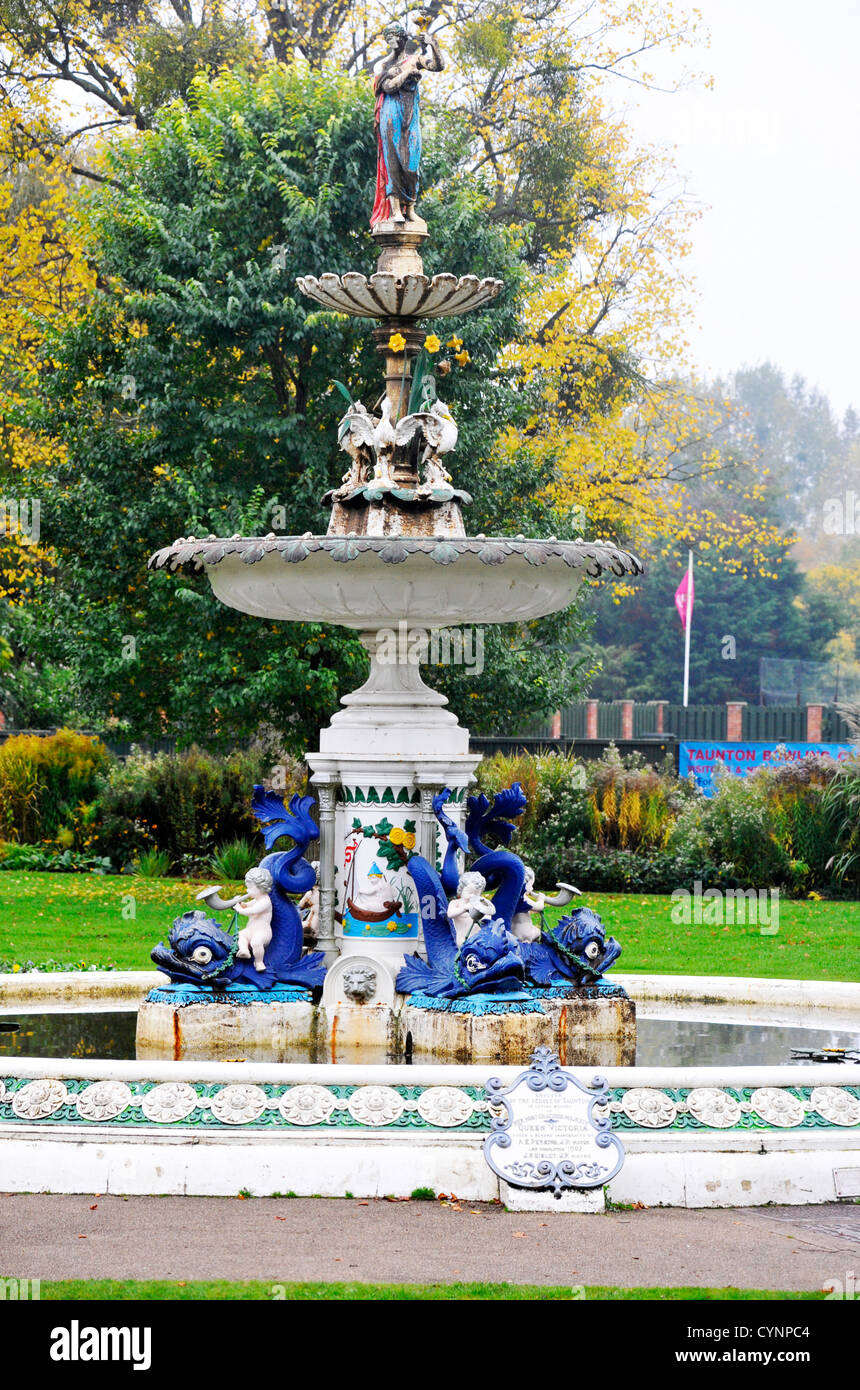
[587,540,842,705]
[24,64,587,746]
[3,4,787,737]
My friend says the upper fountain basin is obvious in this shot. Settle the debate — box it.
[296,271,503,320]
[148,535,642,629]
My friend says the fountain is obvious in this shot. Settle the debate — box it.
[138,22,642,1066]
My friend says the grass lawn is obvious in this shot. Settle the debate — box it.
[1,872,858,981]
[38,1278,824,1300]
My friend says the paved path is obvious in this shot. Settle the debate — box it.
[2,1195,858,1291]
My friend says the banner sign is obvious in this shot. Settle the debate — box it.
[679,741,855,797]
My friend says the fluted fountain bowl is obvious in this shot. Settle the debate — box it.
[296,271,503,320]
[148,534,642,629]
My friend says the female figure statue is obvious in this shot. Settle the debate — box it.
[371,21,443,227]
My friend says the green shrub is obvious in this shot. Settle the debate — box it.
[0,843,113,873]
[132,847,173,878]
[211,837,259,882]
[94,746,306,868]
[476,748,858,897]
[822,759,860,884]
[0,730,111,842]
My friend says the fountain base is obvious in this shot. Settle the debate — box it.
[136,989,635,1065]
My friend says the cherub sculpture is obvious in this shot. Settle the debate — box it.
[447,869,494,945]
[298,860,320,945]
[152,790,327,992]
[230,865,274,972]
[512,866,581,942]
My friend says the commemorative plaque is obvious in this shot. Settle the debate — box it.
[483,1046,625,1197]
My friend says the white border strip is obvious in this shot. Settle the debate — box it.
[3,1056,860,1088]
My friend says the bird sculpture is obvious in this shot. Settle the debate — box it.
[421,400,458,487]
[337,402,376,489]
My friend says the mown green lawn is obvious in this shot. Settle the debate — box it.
[38,1278,824,1301]
[1,872,858,981]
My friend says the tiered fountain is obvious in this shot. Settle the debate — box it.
[138,19,642,1066]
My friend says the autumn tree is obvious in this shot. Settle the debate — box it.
[0,1,795,737]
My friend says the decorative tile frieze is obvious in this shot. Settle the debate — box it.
[76,1080,133,1122]
[1,1077,858,1134]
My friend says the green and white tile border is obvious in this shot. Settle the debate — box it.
[2,1066,859,1134]
[1,1060,859,1207]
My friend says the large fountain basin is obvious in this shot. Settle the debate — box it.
[148,535,642,629]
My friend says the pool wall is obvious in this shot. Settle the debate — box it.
[1,1055,858,1208]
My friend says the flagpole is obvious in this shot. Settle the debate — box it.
[682,549,693,708]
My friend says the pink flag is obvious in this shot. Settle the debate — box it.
[675,568,694,628]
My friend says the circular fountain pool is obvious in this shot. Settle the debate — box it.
[2,1004,858,1068]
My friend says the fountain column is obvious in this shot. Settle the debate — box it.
[312,778,340,963]
[306,629,480,978]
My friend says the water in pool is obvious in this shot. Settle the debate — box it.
[1,1010,858,1067]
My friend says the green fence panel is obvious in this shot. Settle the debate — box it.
[743,706,806,741]
[663,705,727,740]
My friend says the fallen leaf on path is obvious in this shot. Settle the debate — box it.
[275,1216,286,1221]
[512,1232,526,1238]
[89,1204,98,1211]
[357,1201,369,1206]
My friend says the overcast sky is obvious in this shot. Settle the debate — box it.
[626,0,860,418]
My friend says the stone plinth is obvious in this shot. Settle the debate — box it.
[499,1180,605,1213]
[401,994,636,1066]
[136,990,635,1067]
[136,998,316,1063]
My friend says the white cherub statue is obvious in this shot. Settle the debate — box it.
[299,860,320,944]
[447,870,494,945]
[230,865,274,972]
[511,867,582,942]
[511,864,544,942]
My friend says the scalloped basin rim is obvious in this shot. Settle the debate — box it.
[149,534,642,575]
[147,536,643,628]
[296,270,504,321]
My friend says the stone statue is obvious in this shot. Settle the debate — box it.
[420,400,458,487]
[333,398,458,492]
[298,861,320,945]
[230,865,275,972]
[512,867,581,942]
[371,20,444,227]
[510,865,544,942]
[447,869,494,945]
[337,402,376,489]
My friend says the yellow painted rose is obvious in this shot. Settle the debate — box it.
[388,332,407,352]
[424,333,441,353]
